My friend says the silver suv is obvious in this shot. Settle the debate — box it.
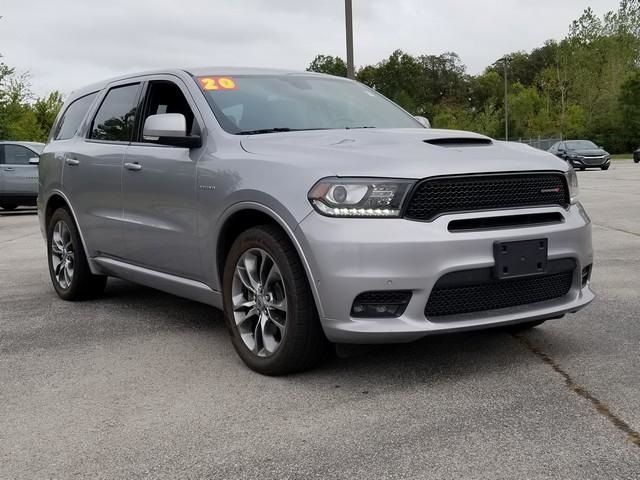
[39,68,594,375]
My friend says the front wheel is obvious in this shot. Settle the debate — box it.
[223,225,328,375]
[47,208,107,300]
[601,165,610,170]
[0,204,18,211]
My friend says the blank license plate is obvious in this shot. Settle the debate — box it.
[493,239,548,280]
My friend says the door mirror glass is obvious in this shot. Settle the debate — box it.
[414,115,431,128]
[29,157,40,165]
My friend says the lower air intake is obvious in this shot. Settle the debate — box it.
[425,267,574,318]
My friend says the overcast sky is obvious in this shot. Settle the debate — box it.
[0,0,622,97]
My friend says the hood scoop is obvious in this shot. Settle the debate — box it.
[424,137,493,148]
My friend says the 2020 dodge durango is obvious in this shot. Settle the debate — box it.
[38,68,595,375]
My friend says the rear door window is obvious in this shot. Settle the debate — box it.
[54,92,98,140]
[89,84,142,142]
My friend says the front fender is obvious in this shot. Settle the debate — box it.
[203,199,324,318]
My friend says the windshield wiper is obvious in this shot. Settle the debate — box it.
[236,127,375,135]
[237,127,331,135]
[237,127,296,135]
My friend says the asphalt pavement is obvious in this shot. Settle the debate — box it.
[1,161,639,479]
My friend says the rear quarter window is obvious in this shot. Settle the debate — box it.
[53,92,98,141]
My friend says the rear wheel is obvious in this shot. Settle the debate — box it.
[223,225,328,375]
[47,208,107,300]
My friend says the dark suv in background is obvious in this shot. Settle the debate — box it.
[549,140,611,170]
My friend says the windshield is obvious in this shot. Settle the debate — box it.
[195,74,422,134]
[565,140,598,150]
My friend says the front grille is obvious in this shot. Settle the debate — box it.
[425,267,574,318]
[582,156,605,165]
[404,173,569,221]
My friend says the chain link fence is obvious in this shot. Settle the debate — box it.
[514,136,563,151]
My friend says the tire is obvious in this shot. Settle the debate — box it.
[223,225,328,375]
[634,157,639,164]
[601,165,610,170]
[0,204,18,211]
[579,167,586,171]
[47,208,107,300]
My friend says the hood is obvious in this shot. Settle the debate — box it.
[568,148,608,157]
[240,128,568,178]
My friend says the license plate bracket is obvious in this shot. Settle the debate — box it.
[493,239,548,280]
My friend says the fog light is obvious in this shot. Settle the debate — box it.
[351,290,412,318]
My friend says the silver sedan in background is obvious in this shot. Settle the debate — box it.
[0,141,43,211]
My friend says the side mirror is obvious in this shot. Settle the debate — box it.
[29,157,40,165]
[414,116,431,128]
[143,113,202,148]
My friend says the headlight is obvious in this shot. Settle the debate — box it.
[566,167,579,204]
[308,178,414,217]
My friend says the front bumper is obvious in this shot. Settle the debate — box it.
[570,157,610,168]
[296,204,594,343]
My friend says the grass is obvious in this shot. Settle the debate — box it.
[610,153,633,160]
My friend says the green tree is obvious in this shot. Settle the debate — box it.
[33,91,63,141]
[307,55,347,77]
[0,58,63,141]
[619,71,640,150]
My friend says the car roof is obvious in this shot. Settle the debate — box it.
[67,67,346,100]
[0,140,45,149]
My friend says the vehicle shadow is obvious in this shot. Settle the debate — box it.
[97,278,562,386]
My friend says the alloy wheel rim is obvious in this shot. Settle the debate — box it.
[231,248,287,357]
[51,220,74,289]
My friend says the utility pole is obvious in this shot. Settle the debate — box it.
[345,0,355,79]
[502,56,509,141]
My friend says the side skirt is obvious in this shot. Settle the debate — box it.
[93,257,223,309]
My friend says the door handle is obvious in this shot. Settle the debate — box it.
[3,167,14,171]
[124,162,142,171]
[65,158,80,166]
